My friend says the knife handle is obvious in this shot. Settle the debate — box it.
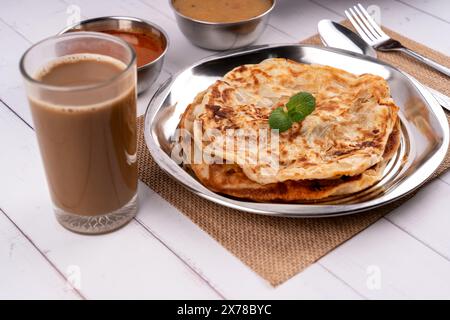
[399,47,450,77]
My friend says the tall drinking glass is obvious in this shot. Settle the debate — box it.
[20,32,138,234]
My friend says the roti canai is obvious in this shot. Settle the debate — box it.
[177,58,400,202]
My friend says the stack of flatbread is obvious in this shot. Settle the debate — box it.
[178,58,400,202]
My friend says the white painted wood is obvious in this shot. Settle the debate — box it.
[0,103,220,299]
[319,219,450,299]
[136,183,362,299]
[396,0,450,23]
[137,69,172,116]
[270,264,363,299]
[0,0,69,43]
[0,212,81,299]
[269,0,343,40]
[139,0,176,18]
[386,178,450,260]
[0,19,33,124]
[439,171,450,187]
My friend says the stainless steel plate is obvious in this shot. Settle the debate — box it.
[144,44,449,217]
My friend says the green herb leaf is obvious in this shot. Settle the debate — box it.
[268,107,292,132]
[286,92,316,121]
[269,91,316,131]
[287,110,303,122]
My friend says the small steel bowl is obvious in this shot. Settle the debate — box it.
[59,16,169,94]
[170,0,276,51]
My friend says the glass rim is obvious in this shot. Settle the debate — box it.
[19,31,136,92]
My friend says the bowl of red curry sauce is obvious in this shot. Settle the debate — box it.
[60,16,169,94]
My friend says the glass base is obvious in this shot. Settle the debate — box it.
[55,194,138,234]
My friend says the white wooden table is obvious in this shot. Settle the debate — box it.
[1,0,450,300]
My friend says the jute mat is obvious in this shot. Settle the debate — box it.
[137,23,450,286]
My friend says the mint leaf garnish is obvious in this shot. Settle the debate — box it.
[269,92,316,132]
[268,107,293,132]
[286,92,316,121]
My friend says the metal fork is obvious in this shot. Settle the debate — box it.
[345,3,450,77]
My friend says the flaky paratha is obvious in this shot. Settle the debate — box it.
[179,89,401,202]
[187,58,399,184]
[188,121,400,202]
[177,58,401,202]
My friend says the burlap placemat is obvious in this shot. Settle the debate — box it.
[137,24,450,286]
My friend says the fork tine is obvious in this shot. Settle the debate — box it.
[347,7,376,42]
[353,5,381,39]
[345,10,373,44]
[357,3,386,37]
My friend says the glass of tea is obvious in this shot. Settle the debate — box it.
[20,32,138,234]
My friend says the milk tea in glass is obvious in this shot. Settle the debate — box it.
[20,32,138,234]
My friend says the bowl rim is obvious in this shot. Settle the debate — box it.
[58,16,169,70]
[169,0,276,26]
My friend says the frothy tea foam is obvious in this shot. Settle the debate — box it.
[36,53,127,85]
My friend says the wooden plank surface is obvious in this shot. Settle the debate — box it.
[0,211,81,299]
